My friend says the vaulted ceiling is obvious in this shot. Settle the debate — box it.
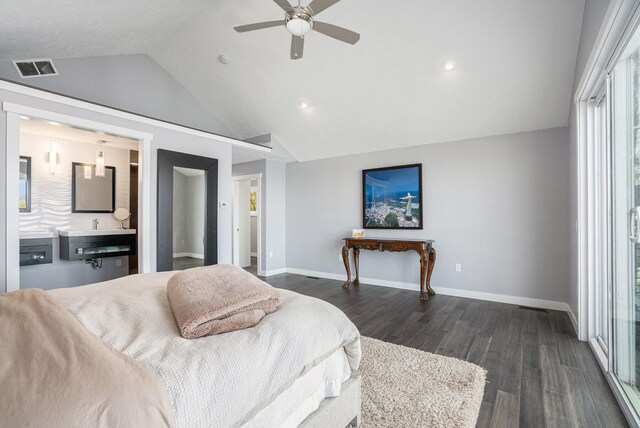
[0,0,586,162]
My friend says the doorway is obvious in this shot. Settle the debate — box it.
[608,21,640,420]
[11,113,148,291]
[232,174,261,275]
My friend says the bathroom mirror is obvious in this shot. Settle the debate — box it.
[157,149,218,272]
[19,156,31,212]
[72,162,116,213]
[172,167,206,270]
[114,208,131,229]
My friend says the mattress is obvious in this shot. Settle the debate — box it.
[49,272,361,428]
[244,346,351,428]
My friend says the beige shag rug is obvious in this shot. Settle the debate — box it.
[358,336,486,428]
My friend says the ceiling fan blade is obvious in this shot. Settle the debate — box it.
[290,36,304,60]
[273,0,293,12]
[234,20,283,33]
[307,0,341,16]
[313,21,360,44]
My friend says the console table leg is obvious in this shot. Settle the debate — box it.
[426,247,436,296]
[342,245,351,289]
[353,248,360,285]
[419,251,428,301]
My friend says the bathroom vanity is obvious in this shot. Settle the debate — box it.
[59,229,136,261]
[19,231,55,266]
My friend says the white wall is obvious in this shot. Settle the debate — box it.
[286,127,571,306]
[19,132,130,231]
[0,85,235,293]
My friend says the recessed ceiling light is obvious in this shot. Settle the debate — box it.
[441,60,456,72]
[299,101,309,109]
[218,54,230,65]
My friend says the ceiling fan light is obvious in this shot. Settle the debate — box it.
[286,17,312,36]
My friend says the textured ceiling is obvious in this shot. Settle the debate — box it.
[150,0,585,162]
[2,0,586,162]
[0,0,210,59]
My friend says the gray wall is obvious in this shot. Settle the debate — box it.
[186,175,205,256]
[286,127,571,303]
[0,54,236,138]
[173,171,206,257]
[232,159,287,273]
[265,160,286,272]
[251,216,258,254]
[173,170,188,254]
[568,0,611,318]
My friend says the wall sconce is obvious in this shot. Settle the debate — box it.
[96,151,105,177]
[47,140,59,175]
[95,140,106,177]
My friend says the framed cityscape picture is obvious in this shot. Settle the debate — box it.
[362,164,423,229]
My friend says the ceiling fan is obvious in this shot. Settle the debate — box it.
[234,0,360,60]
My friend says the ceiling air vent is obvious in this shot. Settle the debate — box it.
[13,59,58,78]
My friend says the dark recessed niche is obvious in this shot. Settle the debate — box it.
[35,61,56,75]
[16,61,39,77]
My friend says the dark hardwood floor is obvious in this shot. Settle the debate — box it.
[263,273,628,428]
[243,256,258,276]
[172,256,204,270]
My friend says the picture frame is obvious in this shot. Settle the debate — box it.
[362,163,423,230]
[19,156,31,212]
[250,186,257,216]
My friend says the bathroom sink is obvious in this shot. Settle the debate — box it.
[58,229,136,237]
[20,230,58,239]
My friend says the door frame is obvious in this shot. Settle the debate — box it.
[576,1,640,426]
[2,102,153,292]
[232,173,262,273]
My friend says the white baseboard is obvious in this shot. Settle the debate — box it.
[173,252,204,259]
[285,267,571,312]
[259,268,287,277]
[567,306,579,337]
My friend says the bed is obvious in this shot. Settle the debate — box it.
[42,271,362,428]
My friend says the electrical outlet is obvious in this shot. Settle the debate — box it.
[219,201,229,208]
[338,252,342,261]
[116,259,122,267]
[455,263,462,272]
[269,251,273,258]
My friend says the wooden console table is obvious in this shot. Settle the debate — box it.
[341,237,436,301]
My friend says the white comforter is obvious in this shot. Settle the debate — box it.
[49,272,361,428]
